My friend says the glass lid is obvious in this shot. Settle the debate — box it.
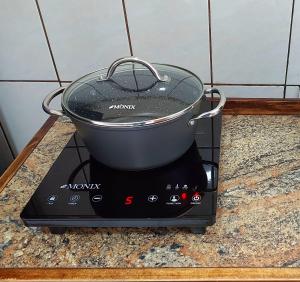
[62,57,204,126]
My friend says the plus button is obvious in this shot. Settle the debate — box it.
[148,195,158,203]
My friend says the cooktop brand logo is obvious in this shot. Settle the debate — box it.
[109,104,136,110]
[60,184,101,190]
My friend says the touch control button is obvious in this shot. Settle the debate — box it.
[70,194,80,202]
[92,195,103,202]
[170,195,180,202]
[192,194,201,202]
[47,195,57,204]
[148,195,158,203]
[192,186,198,191]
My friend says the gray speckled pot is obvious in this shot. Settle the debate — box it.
[42,58,225,170]
[71,110,197,170]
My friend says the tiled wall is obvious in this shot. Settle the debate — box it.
[0,0,299,156]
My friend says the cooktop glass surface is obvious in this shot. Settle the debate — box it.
[21,98,221,221]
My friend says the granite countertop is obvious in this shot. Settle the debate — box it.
[0,115,299,268]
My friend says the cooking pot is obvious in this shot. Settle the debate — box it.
[42,57,226,170]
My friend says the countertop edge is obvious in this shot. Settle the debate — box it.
[0,116,58,193]
[222,98,300,115]
[0,267,299,281]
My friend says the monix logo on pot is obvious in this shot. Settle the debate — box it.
[109,104,136,110]
[60,184,101,190]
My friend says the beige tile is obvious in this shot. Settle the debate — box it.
[212,0,292,84]
[126,0,210,82]
[0,0,57,79]
[39,0,130,81]
[215,85,283,98]
[0,82,60,153]
[287,1,300,84]
[285,86,300,98]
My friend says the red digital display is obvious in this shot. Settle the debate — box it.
[125,196,134,205]
[181,192,187,200]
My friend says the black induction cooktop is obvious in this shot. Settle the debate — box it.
[21,98,222,234]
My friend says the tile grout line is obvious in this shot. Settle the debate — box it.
[1,80,300,87]
[34,0,62,86]
[207,83,296,87]
[207,0,215,162]
[122,0,133,56]
[0,80,61,83]
[283,0,296,99]
[207,0,214,89]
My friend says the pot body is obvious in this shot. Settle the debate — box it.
[42,57,226,170]
[71,110,197,171]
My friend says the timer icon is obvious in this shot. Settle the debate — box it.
[70,194,80,202]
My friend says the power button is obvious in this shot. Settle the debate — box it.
[192,194,201,202]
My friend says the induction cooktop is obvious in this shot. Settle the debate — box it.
[21,98,222,234]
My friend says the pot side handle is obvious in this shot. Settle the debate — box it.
[189,88,226,126]
[42,86,66,116]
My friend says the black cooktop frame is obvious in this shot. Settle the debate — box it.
[21,99,222,234]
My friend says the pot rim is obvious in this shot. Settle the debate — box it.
[61,63,205,128]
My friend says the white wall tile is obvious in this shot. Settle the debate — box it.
[0,0,57,80]
[215,86,283,98]
[285,86,300,98]
[212,0,292,84]
[287,1,300,84]
[39,0,130,81]
[126,0,210,82]
[0,82,60,154]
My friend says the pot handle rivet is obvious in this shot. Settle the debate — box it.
[42,86,66,116]
[189,88,226,126]
[99,57,169,82]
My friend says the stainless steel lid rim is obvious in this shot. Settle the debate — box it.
[61,59,204,126]
[62,97,203,129]
[59,59,206,128]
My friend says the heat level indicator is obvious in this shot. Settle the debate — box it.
[124,196,134,205]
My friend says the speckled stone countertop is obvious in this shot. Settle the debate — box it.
[0,115,299,268]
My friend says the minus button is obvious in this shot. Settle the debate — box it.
[92,195,103,202]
